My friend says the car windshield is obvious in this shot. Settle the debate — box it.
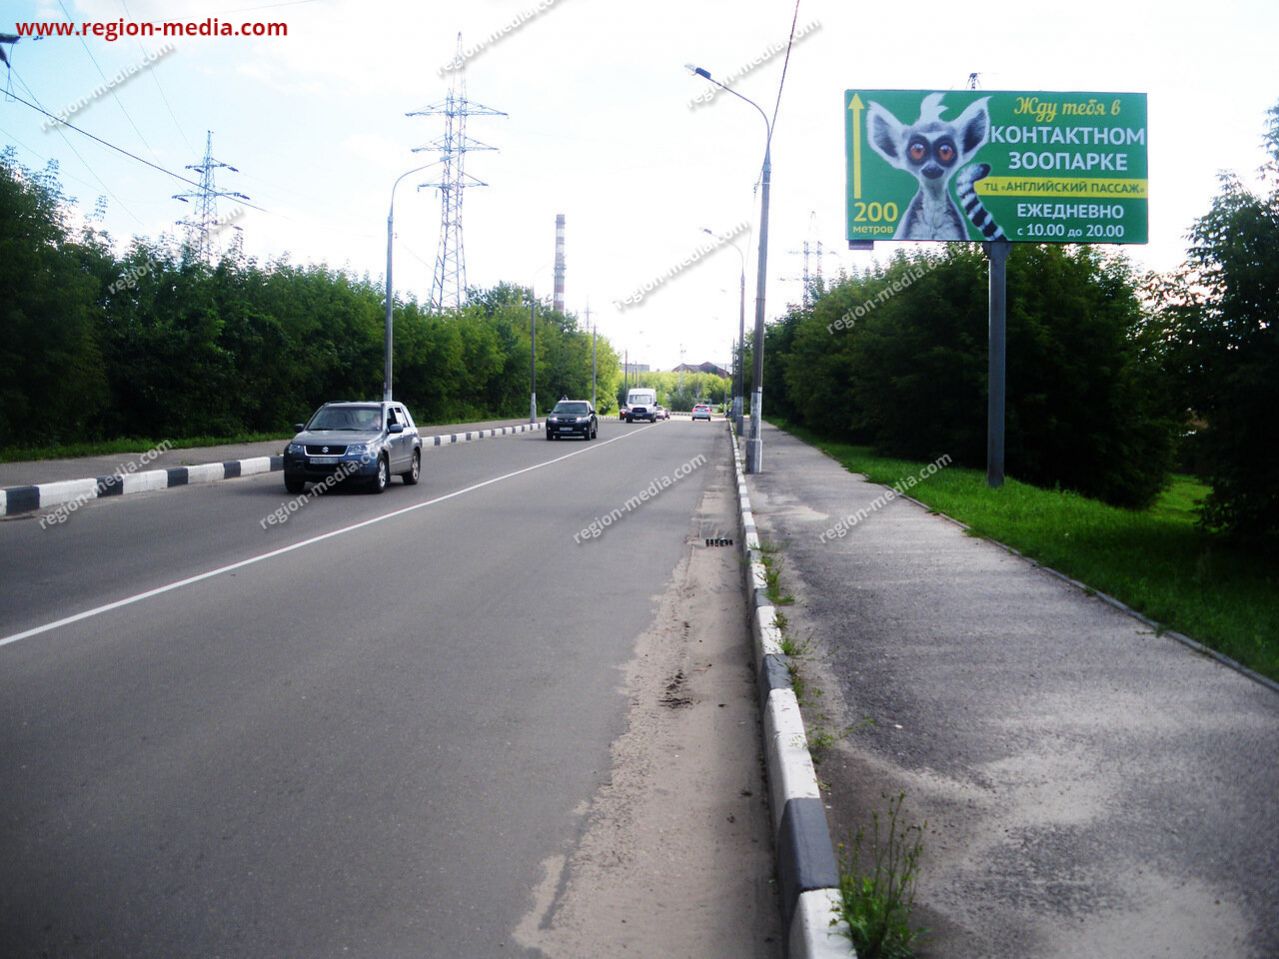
[553,402,589,414]
[309,406,382,431]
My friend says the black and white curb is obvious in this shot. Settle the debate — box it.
[422,422,542,446]
[0,423,543,517]
[730,429,852,957]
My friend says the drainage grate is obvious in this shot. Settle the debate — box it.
[704,537,734,547]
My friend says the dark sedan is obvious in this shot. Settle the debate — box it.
[546,400,598,440]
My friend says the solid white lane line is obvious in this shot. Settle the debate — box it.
[0,425,657,650]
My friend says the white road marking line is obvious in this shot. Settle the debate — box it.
[0,425,656,650]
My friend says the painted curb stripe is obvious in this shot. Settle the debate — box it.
[240,457,273,476]
[5,486,39,514]
[187,463,224,484]
[223,461,242,479]
[759,653,792,708]
[122,469,167,494]
[165,467,189,487]
[789,889,851,959]
[39,478,100,509]
[763,688,823,837]
[777,797,842,930]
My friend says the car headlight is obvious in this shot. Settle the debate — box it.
[287,442,305,454]
[347,443,370,455]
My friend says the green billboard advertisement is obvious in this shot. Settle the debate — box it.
[844,90,1147,244]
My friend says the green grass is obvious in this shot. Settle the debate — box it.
[758,540,796,606]
[772,420,1279,683]
[0,432,294,463]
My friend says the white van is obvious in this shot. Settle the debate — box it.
[624,388,658,423]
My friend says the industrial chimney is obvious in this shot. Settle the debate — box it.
[553,213,566,314]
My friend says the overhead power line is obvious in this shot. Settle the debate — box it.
[6,70,144,224]
[120,0,194,154]
[56,0,163,166]
[3,83,267,212]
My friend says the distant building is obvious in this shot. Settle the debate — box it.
[623,362,651,375]
[672,361,730,378]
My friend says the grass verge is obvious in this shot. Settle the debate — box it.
[772,419,1279,684]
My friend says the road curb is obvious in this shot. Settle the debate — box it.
[728,425,853,958]
[0,423,544,518]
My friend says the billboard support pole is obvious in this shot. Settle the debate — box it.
[985,238,1010,488]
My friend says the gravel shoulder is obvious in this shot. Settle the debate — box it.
[514,443,782,958]
[748,422,1279,959]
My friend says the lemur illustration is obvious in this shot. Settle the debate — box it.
[866,93,1005,241]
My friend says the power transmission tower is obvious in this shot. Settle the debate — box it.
[784,213,837,308]
[173,130,249,261]
[409,34,506,311]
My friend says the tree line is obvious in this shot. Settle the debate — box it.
[0,148,620,449]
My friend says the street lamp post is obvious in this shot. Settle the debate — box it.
[530,292,538,423]
[703,227,747,435]
[384,162,437,402]
[528,264,556,423]
[689,65,771,472]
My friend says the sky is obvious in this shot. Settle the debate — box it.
[2,0,1277,371]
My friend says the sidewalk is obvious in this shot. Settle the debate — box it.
[745,422,1279,959]
[0,417,535,489]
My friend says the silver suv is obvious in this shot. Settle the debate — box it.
[283,401,422,494]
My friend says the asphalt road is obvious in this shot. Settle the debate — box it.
[0,418,744,958]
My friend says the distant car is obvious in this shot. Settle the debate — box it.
[619,405,630,421]
[653,404,671,420]
[283,400,422,494]
[546,399,598,440]
[692,403,713,421]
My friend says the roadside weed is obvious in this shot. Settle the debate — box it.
[835,792,925,959]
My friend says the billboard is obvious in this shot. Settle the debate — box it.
[844,90,1147,244]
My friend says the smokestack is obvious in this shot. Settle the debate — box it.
[553,213,566,314]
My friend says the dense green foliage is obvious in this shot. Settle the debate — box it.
[761,244,1174,508]
[0,150,620,450]
[1144,105,1279,541]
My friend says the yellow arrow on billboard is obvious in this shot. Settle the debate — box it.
[848,93,865,199]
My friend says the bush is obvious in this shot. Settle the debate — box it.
[769,245,1174,508]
